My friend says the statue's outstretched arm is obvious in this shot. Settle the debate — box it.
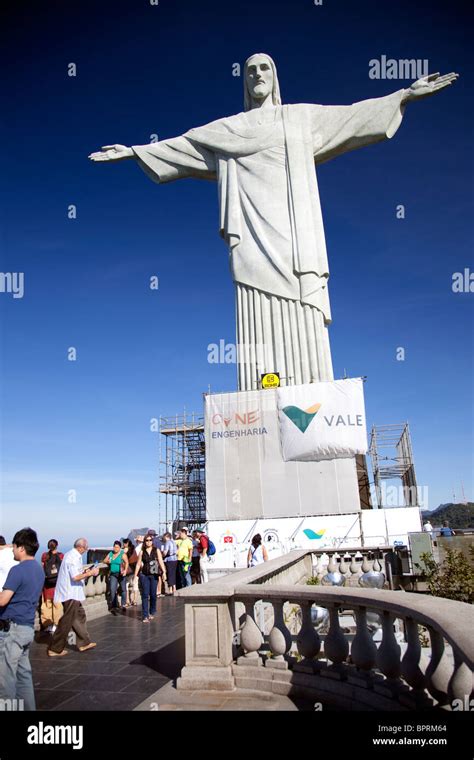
[311,70,459,166]
[89,144,134,162]
[88,137,216,184]
[401,72,459,104]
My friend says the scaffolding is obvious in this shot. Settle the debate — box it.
[158,412,206,533]
[369,422,418,508]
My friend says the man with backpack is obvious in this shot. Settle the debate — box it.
[194,528,215,584]
[439,521,456,538]
[40,539,64,633]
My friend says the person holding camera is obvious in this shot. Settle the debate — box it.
[133,534,166,623]
[103,540,129,614]
[47,538,99,657]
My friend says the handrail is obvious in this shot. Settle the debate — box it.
[176,547,473,708]
[233,584,474,669]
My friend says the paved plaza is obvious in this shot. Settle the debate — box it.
[30,597,185,711]
[29,596,316,711]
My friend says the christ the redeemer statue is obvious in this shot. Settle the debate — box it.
[90,55,457,391]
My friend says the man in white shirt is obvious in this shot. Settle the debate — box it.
[0,536,18,591]
[423,521,434,539]
[47,538,99,657]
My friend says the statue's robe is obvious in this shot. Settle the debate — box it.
[133,91,405,390]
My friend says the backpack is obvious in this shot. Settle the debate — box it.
[205,537,216,557]
[440,527,454,537]
[44,553,62,586]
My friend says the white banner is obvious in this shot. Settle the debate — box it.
[207,508,423,568]
[205,387,361,520]
[277,378,367,461]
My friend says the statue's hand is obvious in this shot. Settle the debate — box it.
[88,144,134,162]
[403,72,459,103]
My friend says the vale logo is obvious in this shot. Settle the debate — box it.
[282,403,321,433]
[303,528,326,540]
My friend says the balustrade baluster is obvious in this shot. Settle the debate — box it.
[339,555,349,575]
[324,605,349,665]
[296,600,321,670]
[239,599,263,662]
[318,554,329,580]
[267,600,292,668]
[401,617,428,690]
[350,607,377,671]
[376,611,401,680]
[425,628,452,704]
[448,648,473,705]
[350,553,361,576]
[314,554,324,578]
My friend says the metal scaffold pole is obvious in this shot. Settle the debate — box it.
[158,409,206,534]
[368,422,419,509]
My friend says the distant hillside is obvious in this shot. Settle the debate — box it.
[422,503,474,528]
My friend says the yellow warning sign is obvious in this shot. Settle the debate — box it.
[261,373,280,389]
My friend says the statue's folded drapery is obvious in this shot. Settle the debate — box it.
[133,90,405,389]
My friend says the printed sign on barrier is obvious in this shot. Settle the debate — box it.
[277,378,368,461]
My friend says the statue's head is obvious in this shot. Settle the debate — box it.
[244,53,282,111]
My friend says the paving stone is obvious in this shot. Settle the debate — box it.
[50,659,129,676]
[52,691,145,712]
[32,673,78,690]
[121,676,170,694]
[35,690,78,711]
[60,674,144,692]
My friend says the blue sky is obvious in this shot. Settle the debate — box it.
[1,0,472,549]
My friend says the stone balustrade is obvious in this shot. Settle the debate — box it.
[176,550,474,710]
[83,569,107,598]
[310,546,393,587]
[82,569,111,620]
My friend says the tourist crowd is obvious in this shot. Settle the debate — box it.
[0,525,216,711]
